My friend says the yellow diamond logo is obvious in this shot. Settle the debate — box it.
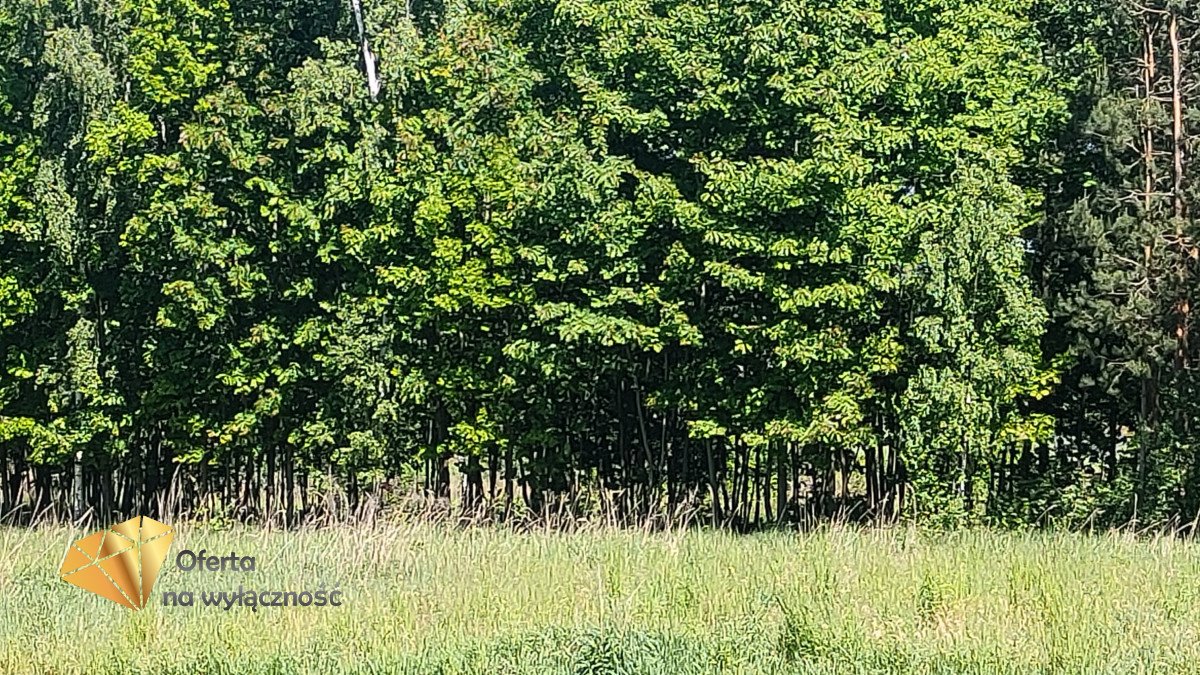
[59,515,174,610]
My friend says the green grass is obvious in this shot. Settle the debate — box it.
[2,523,1200,674]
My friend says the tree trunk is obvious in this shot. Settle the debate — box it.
[706,439,721,526]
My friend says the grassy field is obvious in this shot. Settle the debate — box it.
[2,523,1199,674]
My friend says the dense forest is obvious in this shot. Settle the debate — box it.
[0,0,1196,529]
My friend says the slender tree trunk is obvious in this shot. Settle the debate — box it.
[1170,11,1185,224]
[504,445,514,518]
[864,442,877,518]
[300,468,309,520]
[1169,10,1191,370]
[759,444,770,526]
[434,401,451,500]
[284,443,295,527]
[1136,15,1160,515]
[758,446,766,525]
[1145,17,1157,215]
[0,442,7,518]
[120,450,134,514]
[266,437,277,521]
[33,464,50,520]
[463,454,483,514]
[488,448,497,504]
[706,438,721,526]
[349,0,380,98]
[776,446,787,523]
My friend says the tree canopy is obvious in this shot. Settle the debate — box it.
[0,0,1196,529]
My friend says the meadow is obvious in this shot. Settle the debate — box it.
[2,523,1199,674]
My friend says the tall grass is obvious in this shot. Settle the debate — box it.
[2,523,1198,674]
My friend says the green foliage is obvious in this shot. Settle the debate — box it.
[0,0,1193,528]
